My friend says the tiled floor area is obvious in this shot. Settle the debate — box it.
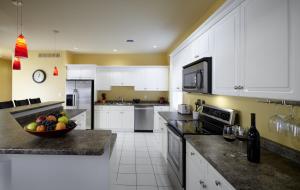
[111,132,174,190]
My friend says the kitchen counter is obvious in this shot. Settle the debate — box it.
[95,101,169,106]
[158,111,193,121]
[64,109,87,119]
[0,101,115,156]
[185,135,300,190]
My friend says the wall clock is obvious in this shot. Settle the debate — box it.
[32,70,47,83]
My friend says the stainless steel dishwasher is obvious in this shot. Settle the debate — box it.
[134,105,154,132]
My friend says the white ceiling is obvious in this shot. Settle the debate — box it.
[0,0,216,57]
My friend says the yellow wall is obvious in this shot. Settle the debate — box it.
[97,86,168,102]
[167,0,226,54]
[70,53,168,66]
[12,51,68,102]
[184,93,300,151]
[0,58,12,101]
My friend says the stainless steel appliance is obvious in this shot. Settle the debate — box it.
[167,105,237,190]
[134,105,154,132]
[177,104,192,115]
[182,57,212,93]
[66,80,94,130]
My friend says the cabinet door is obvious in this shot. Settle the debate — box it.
[96,70,111,90]
[191,31,210,62]
[156,68,169,91]
[67,69,81,79]
[80,69,96,79]
[240,0,290,99]
[95,110,108,129]
[212,7,241,96]
[121,110,134,131]
[159,116,168,162]
[108,111,122,130]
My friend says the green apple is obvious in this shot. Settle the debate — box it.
[25,122,38,131]
[58,116,69,124]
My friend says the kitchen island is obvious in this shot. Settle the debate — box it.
[0,101,116,190]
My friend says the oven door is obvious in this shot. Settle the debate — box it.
[167,127,183,188]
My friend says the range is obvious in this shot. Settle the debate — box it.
[167,104,238,190]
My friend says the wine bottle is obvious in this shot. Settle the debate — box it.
[247,113,260,163]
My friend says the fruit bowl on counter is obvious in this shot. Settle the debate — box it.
[24,112,77,137]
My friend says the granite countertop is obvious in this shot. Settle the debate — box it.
[7,101,64,114]
[64,109,87,118]
[158,111,193,121]
[185,135,300,190]
[95,101,169,106]
[0,102,114,156]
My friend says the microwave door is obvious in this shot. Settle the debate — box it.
[184,71,197,89]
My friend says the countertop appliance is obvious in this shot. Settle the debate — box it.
[178,104,191,115]
[66,80,94,130]
[182,57,212,93]
[167,104,237,190]
[134,105,154,132]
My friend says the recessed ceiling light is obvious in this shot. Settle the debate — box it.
[11,0,23,7]
[153,45,158,49]
[73,47,79,50]
[113,49,118,52]
[126,40,135,43]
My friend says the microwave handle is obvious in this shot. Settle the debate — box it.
[198,70,203,89]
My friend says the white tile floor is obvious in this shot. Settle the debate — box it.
[111,132,174,190]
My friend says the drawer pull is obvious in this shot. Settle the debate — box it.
[215,180,221,186]
[191,152,195,156]
[199,180,204,184]
[202,184,207,188]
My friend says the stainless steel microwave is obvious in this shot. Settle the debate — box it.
[182,57,212,93]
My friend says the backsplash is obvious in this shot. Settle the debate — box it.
[97,86,168,102]
[183,93,300,151]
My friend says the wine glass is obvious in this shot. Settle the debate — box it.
[223,125,236,142]
[235,125,247,156]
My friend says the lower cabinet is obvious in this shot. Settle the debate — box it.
[71,111,87,130]
[154,106,170,132]
[186,142,235,190]
[158,115,168,162]
[94,106,134,132]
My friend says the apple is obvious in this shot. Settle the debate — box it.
[58,116,69,124]
[25,122,38,131]
[36,125,46,132]
[36,116,46,123]
[46,115,57,122]
[55,122,66,130]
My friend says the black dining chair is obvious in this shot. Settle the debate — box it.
[0,101,15,109]
[14,99,30,107]
[29,98,41,104]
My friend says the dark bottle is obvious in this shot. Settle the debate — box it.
[247,113,260,163]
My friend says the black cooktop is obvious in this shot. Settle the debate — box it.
[167,119,224,136]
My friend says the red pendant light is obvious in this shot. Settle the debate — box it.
[15,34,28,58]
[14,0,28,59]
[53,66,58,76]
[12,57,21,70]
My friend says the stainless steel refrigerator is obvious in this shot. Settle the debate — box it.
[66,80,94,129]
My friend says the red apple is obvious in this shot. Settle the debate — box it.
[36,116,46,123]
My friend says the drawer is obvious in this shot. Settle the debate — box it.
[207,161,235,190]
[186,142,207,169]
[154,106,170,111]
[95,105,134,111]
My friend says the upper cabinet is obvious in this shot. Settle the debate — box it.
[94,66,168,91]
[212,7,241,96]
[170,0,300,101]
[239,0,293,99]
[67,65,96,80]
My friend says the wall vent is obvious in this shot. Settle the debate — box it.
[38,53,61,58]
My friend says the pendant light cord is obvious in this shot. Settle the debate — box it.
[16,0,19,35]
[20,0,23,34]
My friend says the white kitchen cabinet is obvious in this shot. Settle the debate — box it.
[212,7,241,96]
[158,115,168,162]
[94,106,134,132]
[154,106,170,132]
[191,31,210,62]
[239,0,294,100]
[71,111,87,130]
[67,65,96,80]
[96,69,111,91]
[186,142,235,190]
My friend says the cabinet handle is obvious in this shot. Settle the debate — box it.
[215,180,221,186]
[234,86,238,90]
[194,55,199,59]
[239,85,244,89]
[199,180,204,185]
[202,184,207,188]
[190,152,195,156]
